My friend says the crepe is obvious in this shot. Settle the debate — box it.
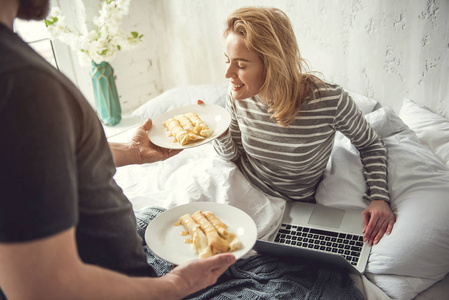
[176,210,242,258]
[185,112,212,137]
[163,118,191,145]
[192,211,230,257]
[163,112,212,146]
[203,210,242,252]
[178,213,210,257]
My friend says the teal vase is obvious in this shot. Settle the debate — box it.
[90,61,121,126]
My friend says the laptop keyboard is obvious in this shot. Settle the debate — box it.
[275,223,364,266]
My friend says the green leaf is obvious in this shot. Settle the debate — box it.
[44,16,59,27]
[117,45,121,51]
[131,31,139,38]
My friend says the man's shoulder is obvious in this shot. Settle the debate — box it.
[0,23,60,80]
[0,25,83,110]
[0,24,30,72]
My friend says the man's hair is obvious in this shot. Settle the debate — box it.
[17,0,50,21]
[225,6,325,126]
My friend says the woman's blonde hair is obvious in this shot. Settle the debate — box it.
[225,6,324,126]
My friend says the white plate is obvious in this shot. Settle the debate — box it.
[145,202,258,265]
[148,104,231,149]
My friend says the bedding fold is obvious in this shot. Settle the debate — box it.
[115,143,285,239]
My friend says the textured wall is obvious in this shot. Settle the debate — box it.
[108,0,448,117]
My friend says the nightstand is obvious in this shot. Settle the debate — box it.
[103,114,143,142]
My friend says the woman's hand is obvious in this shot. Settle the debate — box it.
[362,200,396,245]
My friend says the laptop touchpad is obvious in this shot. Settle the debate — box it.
[308,206,345,228]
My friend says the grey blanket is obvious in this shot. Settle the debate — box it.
[136,207,365,300]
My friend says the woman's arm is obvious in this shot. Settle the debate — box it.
[213,93,242,162]
[334,91,395,245]
[334,91,390,202]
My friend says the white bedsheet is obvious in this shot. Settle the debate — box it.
[114,142,286,240]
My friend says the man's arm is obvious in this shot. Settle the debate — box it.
[109,119,182,167]
[0,227,235,300]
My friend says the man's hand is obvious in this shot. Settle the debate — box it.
[110,119,182,167]
[0,228,235,300]
[131,119,182,164]
[362,200,396,245]
[163,253,236,298]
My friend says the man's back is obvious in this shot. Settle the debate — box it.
[0,22,155,277]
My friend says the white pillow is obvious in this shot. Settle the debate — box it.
[132,84,228,119]
[316,107,449,300]
[132,85,377,120]
[346,89,379,115]
[399,98,449,168]
[315,131,368,210]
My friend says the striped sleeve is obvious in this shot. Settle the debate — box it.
[334,91,390,203]
[213,90,242,162]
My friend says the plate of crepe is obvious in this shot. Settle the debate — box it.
[148,103,231,149]
[145,202,258,265]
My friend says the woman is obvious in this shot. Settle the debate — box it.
[213,6,395,246]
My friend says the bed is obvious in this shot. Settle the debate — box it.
[111,84,449,300]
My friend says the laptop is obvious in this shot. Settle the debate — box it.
[252,201,371,274]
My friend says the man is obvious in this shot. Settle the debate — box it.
[0,0,235,299]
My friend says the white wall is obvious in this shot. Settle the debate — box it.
[76,0,449,117]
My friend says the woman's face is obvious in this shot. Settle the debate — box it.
[224,32,265,100]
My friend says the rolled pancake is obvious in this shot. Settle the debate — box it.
[174,114,204,141]
[163,118,190,145]
[203,211,242,252]
[179,213,209,256]
[192,211,230,257]
[185,112,212,137]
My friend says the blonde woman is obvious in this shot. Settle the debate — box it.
[213,6,395,246]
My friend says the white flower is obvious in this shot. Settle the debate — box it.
[45,0,142,66]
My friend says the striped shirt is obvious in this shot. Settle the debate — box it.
[213,83,390,203]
